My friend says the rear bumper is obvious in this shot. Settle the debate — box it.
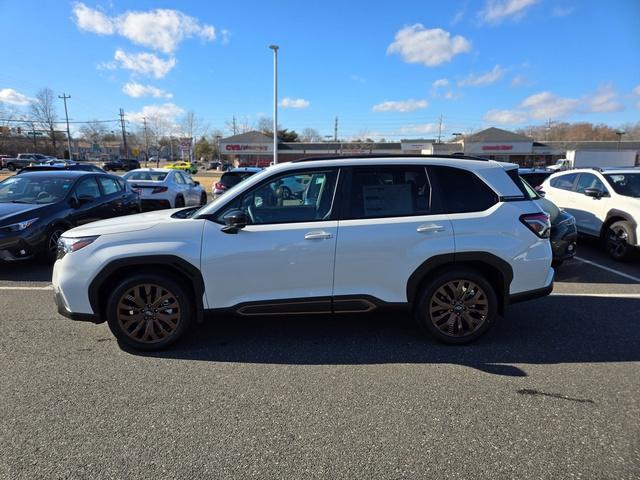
[509,268,554,304]
[141,199,172,211]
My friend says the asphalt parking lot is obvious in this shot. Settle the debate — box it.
[1,241,639,479]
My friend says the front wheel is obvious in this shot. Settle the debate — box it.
[41,226,66,263]
[8,163,16,171]
[106,274,193,350]
[415,268,498,344]
[605,221,636,261]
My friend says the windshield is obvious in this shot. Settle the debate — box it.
[124,171,168,181]
[0,176,74,204]
[604,173,640,198]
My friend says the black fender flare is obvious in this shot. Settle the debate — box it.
[88,255,206,323]
[602,209,638,244]
[406,252,514,309]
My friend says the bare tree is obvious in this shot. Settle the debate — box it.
[30,88,59,154]
[300,128,323,142]
[79,120,107,144]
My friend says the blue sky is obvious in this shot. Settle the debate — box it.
[0,0,639,140]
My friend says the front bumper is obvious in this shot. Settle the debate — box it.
[54,290,99,323]
[0,229,46,261]
[550,219,578,262]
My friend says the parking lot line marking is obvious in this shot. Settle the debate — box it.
[552,293,640,299]
[0,285,54,291]
[574,256,640,283]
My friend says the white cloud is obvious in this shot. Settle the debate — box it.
[483,109,529,124]
[432,78,450,88]
[451,10,465,25]
[127,103,185,124]
[122,82,172,99]
[72,3,218,54]
[72,2,114,35]
[387,24,471,67]
[552,6,574,17]
[399,123,440,134]
[510,74,527,86]
[372,99,429,113]
[114,49,176,79]
[279,97,310,109]
[0,88,31,105]
[458,65,505,87]
[520,91,579,119]
[632,85,640,96]
[479,0,539,25]
[220,29,231,45]
[585,85,623,113]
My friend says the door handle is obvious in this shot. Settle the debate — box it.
[417,224,445,233]
[304,231,333,240]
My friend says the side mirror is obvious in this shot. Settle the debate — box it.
[584,188,603,199]
[221,209,247,234]
[194,180,200,186]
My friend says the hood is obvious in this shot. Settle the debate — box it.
[62,208,192,237]
[0,202,44,223]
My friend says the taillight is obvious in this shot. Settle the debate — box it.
[520,213,551,238]
[214,182,226,190]
[152,186,168,194]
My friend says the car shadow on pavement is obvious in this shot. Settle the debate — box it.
[0,260,52,282]
[130,295,640,376]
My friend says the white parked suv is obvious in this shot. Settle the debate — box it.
[541,168,640,260]
[122,168,207,211]
[53,156,554,350]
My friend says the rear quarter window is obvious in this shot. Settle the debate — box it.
[428,166,498,214]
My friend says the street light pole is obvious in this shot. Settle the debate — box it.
[616,131,626,151]
[58,93,72,159]
[269,44,279,165]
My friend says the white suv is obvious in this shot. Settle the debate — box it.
[541,168,640,260]
[53,157,554,350]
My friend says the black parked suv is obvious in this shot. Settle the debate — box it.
[0,171,140,262]
[102,158,140,172]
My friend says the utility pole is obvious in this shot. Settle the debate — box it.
[142,116,150,167]
[334,116,339,142]
[232,116,238,135]
[269,44,279,165]
[437,114,443,143]
[119,108,128,158]
[59,94,73,159]
[30,121,37,151]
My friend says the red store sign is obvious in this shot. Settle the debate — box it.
[482,145,514,151]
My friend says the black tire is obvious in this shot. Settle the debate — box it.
[40,225,67,264]
[415,268,498,345]
[106,273,193,351]
[199,192,207,206]
[175,195,185,208]
[8,163,16,171]
[605,220,636,261]
[551,260,564,269]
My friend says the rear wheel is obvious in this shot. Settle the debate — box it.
[106,274,193,350]
[415,268,498,344]
[605,220,636,261]
[8,163,16,171]
[200,192,207,206]
[175,195,185,208]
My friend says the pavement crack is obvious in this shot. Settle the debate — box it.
[517,388,595,404]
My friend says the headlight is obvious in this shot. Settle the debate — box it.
[56,235,99,260]
[0,217,39,232]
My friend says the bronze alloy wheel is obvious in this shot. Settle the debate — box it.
[429,279,489,338]
[116,283,181,344]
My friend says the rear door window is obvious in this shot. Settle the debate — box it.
[549,173,578,191]
[427,166,498,214]
[344,166,432,219]
[97,176,121,195]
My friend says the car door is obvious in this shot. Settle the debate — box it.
[67,176,104,225]
[96,175,127,217]
[572,173,610,235]
[545,172,579,211]
[181,172,199,205]
[332,165,455,306]
[172,171,189,204]
[201,168,340,311]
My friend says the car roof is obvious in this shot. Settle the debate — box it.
[127,168,171,173]
[11,170,95,178]
[228,167,262,173]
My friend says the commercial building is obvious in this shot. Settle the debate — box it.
[217,127,640,167]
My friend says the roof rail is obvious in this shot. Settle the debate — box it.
[291,153,490,163]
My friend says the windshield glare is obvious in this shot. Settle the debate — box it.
[604,173,640,198]
[0,176,74,204]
